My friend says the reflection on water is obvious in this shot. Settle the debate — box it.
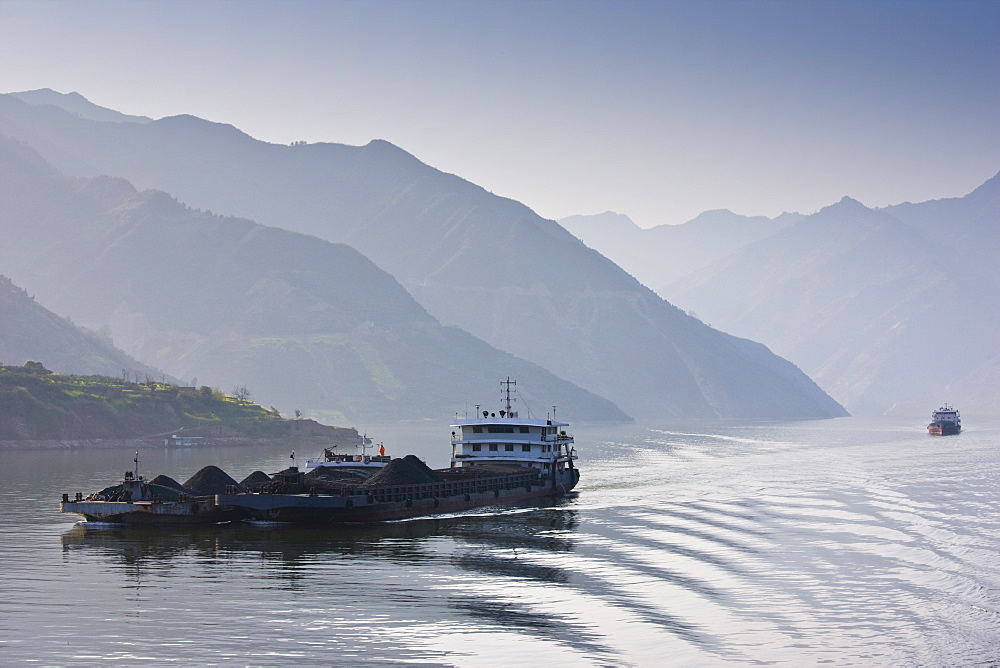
[4,417,1000,664]
[60,503,580,581]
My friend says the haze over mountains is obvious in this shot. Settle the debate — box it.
[0,90,847,421]
[561,210,802,292]
[565,181,1000,416]
[0,135,626,424]
[0,274,162,380]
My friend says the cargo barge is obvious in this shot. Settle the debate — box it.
[216,462,575,523]
[61,379,579,525]
[217,378,578,523]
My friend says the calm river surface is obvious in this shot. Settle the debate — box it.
[2,416,999,665]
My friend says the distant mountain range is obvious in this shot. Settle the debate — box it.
[561,209,802,292]
[0,90,845,421]
[0,135,627,424]
[566,182,1000,416]
[8,88,151,124]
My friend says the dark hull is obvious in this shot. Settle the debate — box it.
[61,497,240,524]
[62,468,580,525]
[217,468,580,524]
[928,424,961,436]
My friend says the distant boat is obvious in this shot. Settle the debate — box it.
[928,404,961,435]
[164,434,206,447]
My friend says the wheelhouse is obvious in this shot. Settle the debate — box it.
[931,405,960,425]
[450,414,576,472]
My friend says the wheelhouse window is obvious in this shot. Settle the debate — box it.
[522,444,531,452]
[472,444,481,451]
[488,427,514,433]
[489,444,498,451]
[519,426,530,433]
[505,444,514,451]
[473,426,483,433]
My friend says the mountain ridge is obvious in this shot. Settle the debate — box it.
[561,208,800,295]
[664,189,1000,415]
[0,91,846,420]
[9,89,152,124]
[0,136,628,424]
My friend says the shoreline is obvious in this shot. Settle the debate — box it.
[0,436,340,451]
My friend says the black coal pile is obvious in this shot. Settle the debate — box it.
[239,471,271,491]
[149,474,189,493]
[183,465,242,496]
[361,455,441,488]
[301,467,362,493]
[304,467,369,483]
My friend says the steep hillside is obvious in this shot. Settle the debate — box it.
[0,92,846,420]
[667,196,1000,415]
[0,274,163,379]
[0,137,627,424]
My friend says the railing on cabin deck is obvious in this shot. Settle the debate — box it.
[452,434,574,444]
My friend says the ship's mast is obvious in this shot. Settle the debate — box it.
[501,377,516,416]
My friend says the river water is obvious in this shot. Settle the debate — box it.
[1,416,998,665]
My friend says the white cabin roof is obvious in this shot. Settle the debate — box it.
[451,418,569,429]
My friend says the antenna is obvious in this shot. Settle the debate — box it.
[501,377,516,417]
[514,386,533,418]
[134,450,140,480]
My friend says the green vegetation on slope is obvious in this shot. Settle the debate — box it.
[0,361,287,440]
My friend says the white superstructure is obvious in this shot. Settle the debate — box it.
[931,405,961,427]
[449,379,577,478]
[928,403,962,435]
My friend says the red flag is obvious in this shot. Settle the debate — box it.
[379,444,385,456]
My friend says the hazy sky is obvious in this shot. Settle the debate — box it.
[1,0,998,227]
